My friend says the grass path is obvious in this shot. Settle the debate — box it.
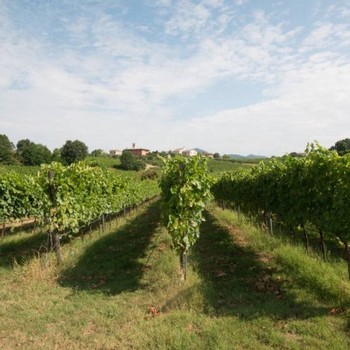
[0,201,349,349]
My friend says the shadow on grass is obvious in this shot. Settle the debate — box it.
[59,201,160,295]
[191,211,331,320]
[0,232,47,268]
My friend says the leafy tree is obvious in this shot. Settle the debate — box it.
[91,149,105,157]
[145,152,162,167]
[52,148,62,162]
[61,140,88,165]
[330,138,350,155]
[120,151,134,170]
[0,134,16,164]
[17,139,31,151]
[120,151,146,171]
[16,139,51,165]
[288,152,305,157]
[159,151,168,157]
[213,152,220,159]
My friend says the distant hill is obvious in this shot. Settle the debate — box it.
[193,148,267,159]
[228,154,267,160]
[227,154,245,159]
[194,148,208,154]
[246,154,267,159]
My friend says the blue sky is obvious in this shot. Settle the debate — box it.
[1,0,350,156]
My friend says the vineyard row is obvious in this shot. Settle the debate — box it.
[0,162,160,241]
[212,144,350,278]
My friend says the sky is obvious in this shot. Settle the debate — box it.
[1,0,350,157]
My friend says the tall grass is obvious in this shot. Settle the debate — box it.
[211,204,350,306]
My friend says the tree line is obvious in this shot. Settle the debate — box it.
[0,134,89,166]
[0,133,166,171]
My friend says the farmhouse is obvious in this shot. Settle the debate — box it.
[172,148,213,157]
[204,152,214,158]
[182,149,198,157]
[173,147,185,155]
[173,148,198,157]
[123,143,150,156]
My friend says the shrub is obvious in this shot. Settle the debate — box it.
[140,169,159,180]
[120,152,146,171]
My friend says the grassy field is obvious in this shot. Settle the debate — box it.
[0,157,138,178]
[207,159,256,173]
[1,201,349,349]
[85,156,254,175]
[85,155,121,169]
[0,156,256,178]
[0,165,40,175]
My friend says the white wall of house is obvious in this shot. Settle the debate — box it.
[183,149,198,157]
[109,149,122,156]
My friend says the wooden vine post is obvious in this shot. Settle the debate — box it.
[301,224,309,253]
[177,161,187,280]
[340,240,350,281]
[319,229,326,262]
[48,170,63,265]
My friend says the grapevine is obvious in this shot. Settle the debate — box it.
[212,143,350,279]
[159,155,213,280]
[0,162,160,263]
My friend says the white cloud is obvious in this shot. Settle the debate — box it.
[153,0,173,7]
[175,61,350,155]
[326,4,350,19]
[235,0,247,5]
[339,7,350,17]
[203,0,226,8]
[91,16,155,59]
[0,1,350,155]
[302,22,350,51]
[165,1,211,37]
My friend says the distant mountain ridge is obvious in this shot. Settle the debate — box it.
[228,154,267,159]
[194,148,208,154]
[193,148,267,159]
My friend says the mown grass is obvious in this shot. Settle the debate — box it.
[0,201,349,349]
